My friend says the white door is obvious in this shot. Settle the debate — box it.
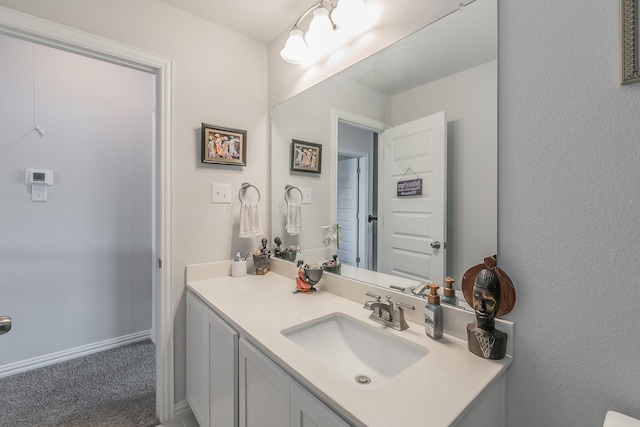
[379,111,446,283]
[336,157,359,266]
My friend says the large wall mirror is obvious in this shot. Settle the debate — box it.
[271,0,497,301]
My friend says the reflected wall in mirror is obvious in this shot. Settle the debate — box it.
[271,0,497,300]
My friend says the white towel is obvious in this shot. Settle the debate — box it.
[286,202,303,235]
[239,201,263,238]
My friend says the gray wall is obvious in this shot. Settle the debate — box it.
[500,1,640,425]
[0,34,154,364]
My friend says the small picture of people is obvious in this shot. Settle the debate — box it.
[201,123,246,166]
[290,140,322,174]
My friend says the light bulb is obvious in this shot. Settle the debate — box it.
[280,28,307,64]
[304,7,333,46]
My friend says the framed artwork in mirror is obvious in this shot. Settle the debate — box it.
[201,123,247,166]
[290,139,322,174]
[621,0,640,84]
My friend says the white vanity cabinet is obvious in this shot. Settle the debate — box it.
[188,290,349,427]
[239,338,349,427]
[186,267,513,426]
[187,292,238,427]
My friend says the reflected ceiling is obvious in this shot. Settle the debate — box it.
[338,3,496,95]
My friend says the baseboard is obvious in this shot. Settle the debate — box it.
[0,330,152,378]
[173,400,193,420]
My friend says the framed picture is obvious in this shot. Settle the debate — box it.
[201,123,247,166]
[621,0,640,84]
[290,139,322,174]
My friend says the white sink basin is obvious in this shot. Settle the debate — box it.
[281,312,428,387]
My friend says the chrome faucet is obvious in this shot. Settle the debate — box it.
[364,294,414,331]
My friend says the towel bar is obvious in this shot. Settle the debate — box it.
[285,185,303,203]
[238,182,260,203]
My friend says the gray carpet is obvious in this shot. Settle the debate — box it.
[0,339,159,427]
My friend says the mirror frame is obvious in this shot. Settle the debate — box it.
[621,0,640,84]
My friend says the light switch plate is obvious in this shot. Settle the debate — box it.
[300,187,312,204]
[211,183,231,203]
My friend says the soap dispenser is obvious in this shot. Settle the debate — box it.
[425,284,443,340]
[442,276,458,306]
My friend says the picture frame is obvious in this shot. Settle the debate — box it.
[621,0,640,84]
[290,139,322,174]
[201,123,247,166]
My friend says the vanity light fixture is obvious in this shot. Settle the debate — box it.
[280,0,365,64]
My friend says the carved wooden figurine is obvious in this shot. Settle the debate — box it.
[462,256,515,360]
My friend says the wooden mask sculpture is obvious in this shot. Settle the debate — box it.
[462,256,515,360]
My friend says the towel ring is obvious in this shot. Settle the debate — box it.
[285,185,303,203]
[238,182,260,203]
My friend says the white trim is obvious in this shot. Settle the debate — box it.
[0,6,174,422]
[0,330,151,378]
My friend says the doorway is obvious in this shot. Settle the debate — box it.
[0,10,173,422]
[337,122,377,270]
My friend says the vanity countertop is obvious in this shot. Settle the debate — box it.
[187,270,511,427]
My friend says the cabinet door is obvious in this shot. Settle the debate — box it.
[209,309,238,427]
[239,339,290,427]
[187,292,238,427]
[187,293,213,427]
[290,382,349,427]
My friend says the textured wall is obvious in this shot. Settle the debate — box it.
[499,1,640,425]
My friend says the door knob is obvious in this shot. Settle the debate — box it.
[0,316,12,335]
[430,241,441,249]
[367,215,378,223]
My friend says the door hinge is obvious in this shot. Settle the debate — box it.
[158,258,163,268]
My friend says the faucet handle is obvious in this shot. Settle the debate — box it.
[363,292,381,310]
[396,301,415,311]
[395,301,414,330]
[411,283,430,298]
[366,292,381,300]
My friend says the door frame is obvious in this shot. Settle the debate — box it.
[0,8,175,422]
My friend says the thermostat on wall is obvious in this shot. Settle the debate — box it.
[25,169,53,202]
[25,169,53,185]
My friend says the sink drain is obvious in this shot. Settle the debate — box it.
[355,375,371,385]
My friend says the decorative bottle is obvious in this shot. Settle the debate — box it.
[424,284,443,340]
